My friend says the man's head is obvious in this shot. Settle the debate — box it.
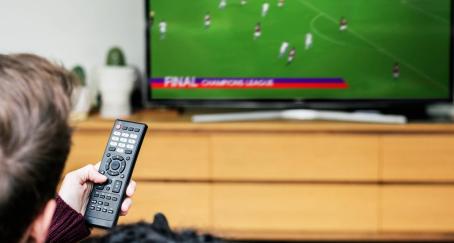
[0,54,75,242]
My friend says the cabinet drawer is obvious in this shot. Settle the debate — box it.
[119,182,211,229]
[382,135,454,181]
[213,184,379,232]
[212,134,379,181]
[381,186,454,231]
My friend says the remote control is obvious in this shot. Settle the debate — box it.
[85,119,148,228]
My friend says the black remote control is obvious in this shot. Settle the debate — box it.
[85,119,148,228]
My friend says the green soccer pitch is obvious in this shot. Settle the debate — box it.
[149,0,451,100]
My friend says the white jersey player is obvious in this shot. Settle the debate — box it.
[204,13,211,29]
[159,21,167,40]
[279,41,289,58]
[278,0,285,7]
[287,47,296,65]
[305,32,313,50]
[262,2,270,17]
[254,22,262,40]
[219,0,227,9]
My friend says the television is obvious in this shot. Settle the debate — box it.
[145,0,453,111]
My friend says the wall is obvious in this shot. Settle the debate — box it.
[0,0,144,90]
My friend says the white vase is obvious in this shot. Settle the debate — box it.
[71,86,92,121]
[99,66,136,118]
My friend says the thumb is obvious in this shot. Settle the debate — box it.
[78,164,107,184]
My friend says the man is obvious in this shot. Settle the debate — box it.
[305,32,313,50]
[287,47,296,65]
[278,0,285,7]
[0,54,135,242]
[254,22,262,40]
[393,62,400,79]
[262,2,270,17]
[219,0,227,9]
[159,20,167,39]
[339,16,348,32]
[279,41,289,58]
[204,12,211,29]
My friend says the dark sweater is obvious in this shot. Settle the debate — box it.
[46,196,90,243]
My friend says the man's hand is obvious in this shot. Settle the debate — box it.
[59,163,136,216]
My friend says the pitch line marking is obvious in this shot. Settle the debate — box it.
[310,13,347,47]
[402,0,450,24]
[298,0,447,91]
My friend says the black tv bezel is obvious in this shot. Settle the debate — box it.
[144,0,454,109]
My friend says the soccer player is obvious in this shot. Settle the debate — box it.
[279,41,289,58]
[159,20,167,39]
[393,62,400,79]
[287,47,296,65]
[241,0,247,5]
[305,32,313,50]
[254,22,262,40]
[262,2,270,17]
[339,17,348,32]
[219,0,227,9]
[278,0,285,7]
[204,12,211,29]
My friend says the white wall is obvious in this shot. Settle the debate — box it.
[0,0,145,85]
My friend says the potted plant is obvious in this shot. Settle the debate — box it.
[70,65,91,121]
[99,47,136,118]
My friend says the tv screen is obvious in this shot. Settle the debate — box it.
[146,0,452,107]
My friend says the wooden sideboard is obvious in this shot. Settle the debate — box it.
[65,110,454,241]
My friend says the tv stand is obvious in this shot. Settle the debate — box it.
[192,109,407,124]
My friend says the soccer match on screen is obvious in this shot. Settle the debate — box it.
[148,0,451,100]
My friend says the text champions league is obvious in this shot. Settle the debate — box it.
[151,77,348,89]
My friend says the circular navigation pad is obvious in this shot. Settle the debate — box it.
[110,161,120,170]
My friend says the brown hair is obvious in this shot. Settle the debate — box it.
[0,54,76,241]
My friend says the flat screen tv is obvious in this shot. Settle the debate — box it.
[145,0,453,110]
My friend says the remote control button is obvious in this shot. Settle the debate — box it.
[118,143,126,148]
[120,174,125,178]
[119,162,126,173]
[98,201,103,205]
[107,178,112,184]
[113,131,121,136]
[108,147,116,151]
[126,156,130,160]
[126,144,134,149]
[106,196,111,200]
[122,126,128,130]
[91,200,97,204]
[95,185,104,190]
[112,180,122,193]
[90,206,95,210]
[96,207,101,211]
[100,195,105,199]
[130,134,138,139]
[118,156,124,161]
[112,155,118,160]
[109,141,118,146]
[134,128,140,132]
[94,193,99,197]
[106,153,111,157]
[121,133,129,138]
[117,148,125,153]
[102,208,107,212]
[128,127,134,131]
[128,139,136,144]
[115,124,121,130]
[125,150,132,154]
[112,136,119,141]
[120,138,127,143]
[105,202,110,206]
[100,170,105,175]
[112,197,117,201]
[106,186,110,191]
[108,210,114,214]
[108,170,120,176]
[111,161,121,170]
